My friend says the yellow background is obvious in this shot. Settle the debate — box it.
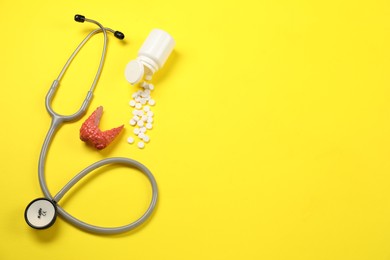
[1,0,390,259]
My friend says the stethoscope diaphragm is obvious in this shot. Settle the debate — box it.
[24,198,57,229]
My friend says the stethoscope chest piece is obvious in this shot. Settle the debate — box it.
[25,198,57,229]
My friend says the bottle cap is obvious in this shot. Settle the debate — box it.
[124,60,144,85]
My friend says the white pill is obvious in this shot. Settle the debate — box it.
[141,91,148,98]
[147,111,154,117]
[148,99,156,106]
[137,120,144,127]
[147,117,153,123]
[146,123,153,129]
[137,141,145,149]
[129,100,136,107]
[143,135,150,143]
[129,119,136,126]
[138,132,145,139]
[137,110,144,116]
[132,109,139,115]
[141,115,148,121]
[145,74,152,81]
[144,89,151,95]
[133,115,140,121]
[140,98,147,105]
[134,128,140,135]
[143,106,150,112]
[135,103,142,109]
[148,84,154,90]
[135,97,141,102]
[140,127,147,133]
[127,137,134,144]
[140,82,147,88]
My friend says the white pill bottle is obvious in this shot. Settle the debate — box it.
[125,29,175,85]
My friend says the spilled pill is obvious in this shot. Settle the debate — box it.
[127,137,134,144]
[137,141,145,149]
[143,135,150,143]
[148,99,155,106]
[137,120,144,127]
[147,111,154,117]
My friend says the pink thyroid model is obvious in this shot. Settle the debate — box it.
[80,106,124,150]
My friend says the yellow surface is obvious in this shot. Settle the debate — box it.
[1,0,390,259]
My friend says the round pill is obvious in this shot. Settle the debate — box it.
[140,127,147,133]
[133,115,140,121]
[127,137,134,144]
[137,120,144,127]
[140,98,147,105]
[137,141,145,149]
[138,132,145,139]
[145,75,152,81]
[143,135,150,143]
[143,106,150,112]
[146,123,153,129]
[129,100,136,107]
[134,128,140,135]
[148,99,156,106]
[147,111,154,117]
[132,110,139,116]
[135,103,142,109]
[148,84,154,91]
[137,110,144,116]
[141,115,148,121]
[129,119,136,126]
[147,117,153,123]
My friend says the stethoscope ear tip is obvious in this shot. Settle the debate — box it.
[74,14,86,23]
[25,198,57,230]
[114,31,125,40]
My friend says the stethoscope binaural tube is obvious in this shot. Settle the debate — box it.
[25,15,158,234]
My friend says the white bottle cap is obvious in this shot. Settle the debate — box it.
[124,60,144,85]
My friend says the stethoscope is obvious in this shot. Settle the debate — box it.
[24,15,158,234]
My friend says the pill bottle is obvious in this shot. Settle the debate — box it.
[125,29,175,85]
